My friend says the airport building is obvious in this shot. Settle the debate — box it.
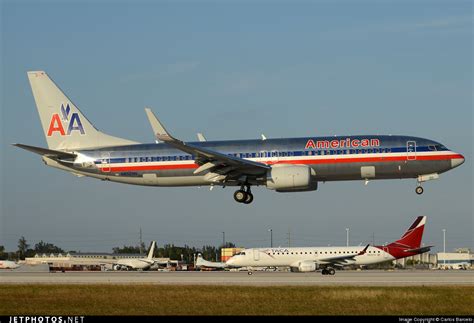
[393,248,473,269]
[221,248,242,262]
[393,252,437,269]
[25,252,172,271]
[437,249,473,269]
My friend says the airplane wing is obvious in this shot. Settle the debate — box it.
[316,244,370,266]
[145,108,270,183]
[13,143,77,160]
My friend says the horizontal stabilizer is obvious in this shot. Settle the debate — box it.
[13,143,76,159]
[404,246,433,254]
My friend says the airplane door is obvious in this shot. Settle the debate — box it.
[407,141,417,161]
[253,249,260,261]
[101,152,111,173]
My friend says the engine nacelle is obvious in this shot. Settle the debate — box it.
[266,165,317,192]
[291,261,317,272]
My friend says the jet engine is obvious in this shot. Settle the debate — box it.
[291,261,317,272]
[266,165,317,192]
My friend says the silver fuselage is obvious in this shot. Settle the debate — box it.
[45,135,464,187]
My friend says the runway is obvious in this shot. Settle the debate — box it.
[1,270,473,286]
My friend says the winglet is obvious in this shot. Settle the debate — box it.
[144,108,174,142]
[358,244,370,256]
[197,133,207,142]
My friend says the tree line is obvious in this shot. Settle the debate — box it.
[112,242,236,263]
[0,236,236,263]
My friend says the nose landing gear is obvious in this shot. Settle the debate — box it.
[415,186,424,195]
[233,185,254,204]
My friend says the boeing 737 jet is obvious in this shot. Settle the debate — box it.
[15,71,464,203]
[226,216,431,275]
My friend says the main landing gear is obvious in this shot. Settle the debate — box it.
[233,186,254,204]
[321,267,335,275]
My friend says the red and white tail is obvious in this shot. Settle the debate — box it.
[388,216,426,249]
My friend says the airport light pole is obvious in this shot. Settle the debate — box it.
[442,229,446,267]
[222,232,225,248]
[346,228,349,247]
[268,229,273,248]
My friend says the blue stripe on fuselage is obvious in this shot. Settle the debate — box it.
[83,135,448,163]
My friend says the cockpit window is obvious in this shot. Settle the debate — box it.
[235,252,246,256]
[435,144,448,151]
[428,145,436,151]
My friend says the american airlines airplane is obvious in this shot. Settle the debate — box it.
[226,216,431,275]
[15,71,465,204]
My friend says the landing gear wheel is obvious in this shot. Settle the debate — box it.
[248,271,253,275]
[243,192,254,204]
[328,268,335,275]
[322,269,328,275]
[234,190,248,203]
[415,186,424,195]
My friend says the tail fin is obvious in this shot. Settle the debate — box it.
[388,216,426,249]
[27,71,137,150]
[147,241,156,260]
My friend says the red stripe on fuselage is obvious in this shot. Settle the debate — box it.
[270,153,464,166]
[99,153,462,172]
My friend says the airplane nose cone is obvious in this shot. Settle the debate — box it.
[226,258,235,266]
[451,154,465,168]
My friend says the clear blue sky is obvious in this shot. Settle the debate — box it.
[1,1,472,253]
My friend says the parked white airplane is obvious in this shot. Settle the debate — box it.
[226,216,430,275]
[114,241,156,270]
[0,260,20,269]
[195,253,227,269]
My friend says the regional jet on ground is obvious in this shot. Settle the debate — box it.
[15,71,465,203]
[0,260,21,269]
[226,216,431,275]
[113,241,156,271]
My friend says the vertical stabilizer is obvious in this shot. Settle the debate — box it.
[388,216,426,249]
[27,71,137,150]
[147,241,156,260]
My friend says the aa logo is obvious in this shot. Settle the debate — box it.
[47,104,85,136]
